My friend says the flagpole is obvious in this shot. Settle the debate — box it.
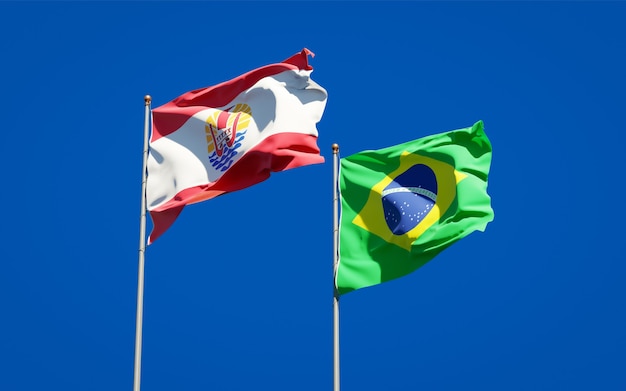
[133,94,151,391]
[332,143,340,391]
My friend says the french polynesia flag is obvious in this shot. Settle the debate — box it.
[146,49,327,244]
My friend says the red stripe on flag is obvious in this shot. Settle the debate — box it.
[151,49,315,142]
[147,131,323,244]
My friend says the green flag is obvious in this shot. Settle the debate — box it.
[336,121,494,295]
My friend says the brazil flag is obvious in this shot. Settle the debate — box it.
[336,121,494,295]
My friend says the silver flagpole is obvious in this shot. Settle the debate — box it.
[332,143,340,391]
[133,95,151,391]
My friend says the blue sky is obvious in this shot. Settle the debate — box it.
[1,2,625,390]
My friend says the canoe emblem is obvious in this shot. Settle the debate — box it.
[205,103,251,171]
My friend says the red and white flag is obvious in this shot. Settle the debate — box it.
[146,49,327,244]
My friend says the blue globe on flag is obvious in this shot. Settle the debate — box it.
[381,164,438,235]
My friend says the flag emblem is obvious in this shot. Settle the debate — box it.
[205,103,252,172]
[382,163,438,235]
[352,152,466,251]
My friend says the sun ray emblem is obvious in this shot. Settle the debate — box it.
[205,103,252,157]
